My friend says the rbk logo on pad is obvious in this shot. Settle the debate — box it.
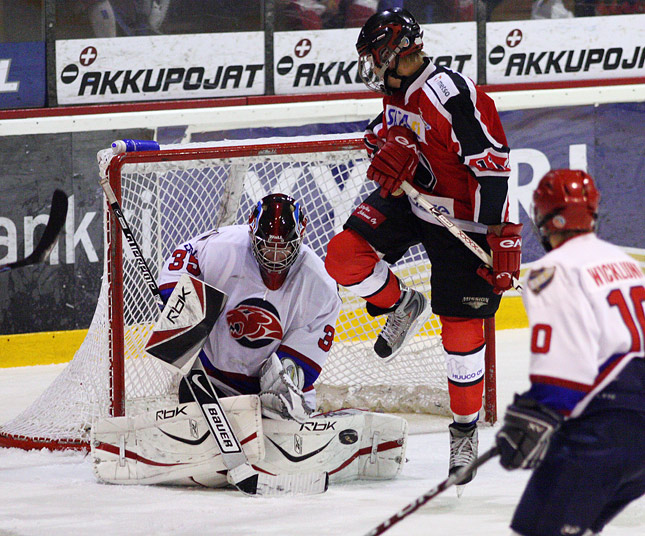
[226,298,283,348]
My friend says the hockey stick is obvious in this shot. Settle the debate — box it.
[0,189,68,273]
[99,176,164,308]
[364,446,500,536]
[100,176,328,496]
[399,182,522,293]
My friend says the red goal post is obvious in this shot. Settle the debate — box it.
[0,134,496,451]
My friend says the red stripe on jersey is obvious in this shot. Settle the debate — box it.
[529,374,591,393]
[279,344,322,374]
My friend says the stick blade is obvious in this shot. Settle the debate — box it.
[228,463,328,496]
[0,189,68,273]
[30,189,68,263]
[255,471,329,497]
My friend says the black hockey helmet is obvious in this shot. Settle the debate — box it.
[249,193,307,290]
[356,8,424,94]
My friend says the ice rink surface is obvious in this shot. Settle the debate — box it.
[1,329,643,536]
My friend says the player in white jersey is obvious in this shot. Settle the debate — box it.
[157,193,342,421]
[92,194,410,487]
[495,169,645,536]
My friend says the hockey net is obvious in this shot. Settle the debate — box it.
[0,134,496,451]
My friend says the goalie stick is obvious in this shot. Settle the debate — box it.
[399,182,523,293]
[0,189,68,273]
[364,446,500,536]
[99,173,328,497]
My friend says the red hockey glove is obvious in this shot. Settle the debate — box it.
[476,223,523,294]
[367,126,419,199]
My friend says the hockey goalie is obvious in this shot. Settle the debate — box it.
[91,193,408,490]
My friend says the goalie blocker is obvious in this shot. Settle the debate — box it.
[91,398,408,486]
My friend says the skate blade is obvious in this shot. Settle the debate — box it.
[456,484,465,498]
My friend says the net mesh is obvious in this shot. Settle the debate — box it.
[0,137,452,449]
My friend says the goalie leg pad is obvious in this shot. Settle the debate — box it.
[91,395,264,487]
[255,409,408,483]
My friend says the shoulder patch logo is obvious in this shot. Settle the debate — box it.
[527,267,556,294]
[428,72,459,105]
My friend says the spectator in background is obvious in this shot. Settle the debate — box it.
[594,0,645,14]
[378,1,475,22]
[531,0,574,18]
[276,0,378,30]
[83,0,116,37]
[65,0,171,38]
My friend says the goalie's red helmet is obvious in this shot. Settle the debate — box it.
[532,169,600,250]
[356,8,424,94]
[249,193,307,290]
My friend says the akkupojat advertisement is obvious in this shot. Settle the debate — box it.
[0,103,643,335]
[273,23,477,95]
[55,33,265,105]
[487,14,645,84]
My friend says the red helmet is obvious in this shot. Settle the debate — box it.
[356,8,424,95]
[249,193,307,290]
[532,169,600,250]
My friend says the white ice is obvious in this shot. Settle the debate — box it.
[0,329,643,536]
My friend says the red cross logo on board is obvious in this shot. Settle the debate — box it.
[79,46,98,66]
[506,29,522,48]
[294,39,312,58]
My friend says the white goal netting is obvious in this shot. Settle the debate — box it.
[1,135,464,450]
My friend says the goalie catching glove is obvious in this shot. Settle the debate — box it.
[367,126,419,198]
[477,223,523,294]
[496,394,563,470]
[259,353,311,423]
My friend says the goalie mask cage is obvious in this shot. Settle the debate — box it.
[0,135,496,451]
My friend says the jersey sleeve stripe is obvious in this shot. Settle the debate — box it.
[159,282,177,304]
[459,73,509,153]
[529,374,591,392]
[525,382,587,415]
[278,345,322,374]
[277,345,322,390]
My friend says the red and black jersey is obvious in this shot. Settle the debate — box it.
[365,58,511,227]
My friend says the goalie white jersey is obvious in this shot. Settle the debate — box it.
[522,233,645,418]
[157,225,341,405]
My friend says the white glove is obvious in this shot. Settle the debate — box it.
[259,353,311,423]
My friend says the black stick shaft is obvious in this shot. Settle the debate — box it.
[99,177,163,307]
[365,447,500,536]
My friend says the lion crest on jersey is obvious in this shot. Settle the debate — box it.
[226,298,284,348]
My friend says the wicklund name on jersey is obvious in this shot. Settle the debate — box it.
[60,64,264,96]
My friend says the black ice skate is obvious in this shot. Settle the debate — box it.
[449,421,479,497]
[374,287,429,361]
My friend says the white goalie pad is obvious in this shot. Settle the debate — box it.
[255,409,408,483]
[91,395,263,487]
